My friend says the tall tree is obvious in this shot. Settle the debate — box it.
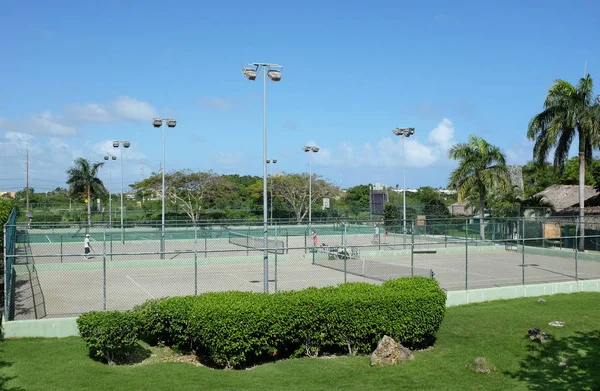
[271,173,340,223]
[131,170,232,224]
[448,135,510,240]
[527,74,600,250]
[66,158,106,226]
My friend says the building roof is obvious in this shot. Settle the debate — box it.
[534,184,599,211]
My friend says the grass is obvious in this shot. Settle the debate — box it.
[1,292,600,391]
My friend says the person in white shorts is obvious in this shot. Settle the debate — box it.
[84,234,93,259]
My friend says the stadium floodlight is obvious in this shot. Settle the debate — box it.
[103,155,117,228]
[266,159,278,224]
[267,69,282,82]
[241,62,283,294]
[152,118,178,259]
[303,145,320,229]
[113,141,131,244]
[242,66,258,80]
[392,127,416,244]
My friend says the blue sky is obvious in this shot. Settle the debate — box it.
[1,0,599,194]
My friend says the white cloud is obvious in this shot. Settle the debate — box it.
[64,103,114,123]
[112,96,157,122]
[90,140,147,161]
[0,96,158,137]
[312,119,456,169]
[428,118,455,150]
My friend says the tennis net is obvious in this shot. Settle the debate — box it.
[312,246,434,281]
[228,232,285,254]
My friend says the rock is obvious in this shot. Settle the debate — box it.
[528,328,549,343]
[537,298,546,303]
[548,321,564,327]
[473,357,492,374]
[370,336,414,366]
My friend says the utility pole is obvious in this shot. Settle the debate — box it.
[141,160,145,204]
[26,148,30,212]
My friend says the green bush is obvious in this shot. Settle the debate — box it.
[132,277,446,369]
[135,296,197,352]
[77,311,139,364]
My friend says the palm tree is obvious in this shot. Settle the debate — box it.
[527,74,600,251]
[66,158,107,226]
[449,135,510,240]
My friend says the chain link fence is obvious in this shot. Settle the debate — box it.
[4,216,600,320]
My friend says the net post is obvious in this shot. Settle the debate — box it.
[205,234,207,258]
[60,234,63,263]
[194,223,198,296]
[103,226,107,311]
[286,231,289,254]
[246,227,249,256]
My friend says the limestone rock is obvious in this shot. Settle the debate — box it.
[537,298,547,303]
[370,336,414,366]
[548,321,564,327]
[473,357,492,374]
[528,328,549,343]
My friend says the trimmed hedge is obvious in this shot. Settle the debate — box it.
[77,311,139,364]
[78,277,446,368]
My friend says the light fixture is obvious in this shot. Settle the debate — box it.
[242,66,258,81]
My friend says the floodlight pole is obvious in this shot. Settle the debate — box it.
[242,62,282,294]
[402,136,406,244]
[267,159,277,225]
[103,155,116,229]
[303,146,319,229]
[113,141,130,244]
[392,128,415,245]
[153,117,177,260]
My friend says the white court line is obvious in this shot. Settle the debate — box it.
[46,235,52,243]
[228,273,263,288]
[126,275,155,299]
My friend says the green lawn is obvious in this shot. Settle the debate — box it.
[2,292,599,391]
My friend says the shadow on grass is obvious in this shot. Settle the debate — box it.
[90,343,152,366]
[510,330,600,390]
[0,344,25,391]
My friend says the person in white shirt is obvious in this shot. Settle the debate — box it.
[84,234,93,259]
[372,225,380,243]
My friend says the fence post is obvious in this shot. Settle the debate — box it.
[3,223,7,321]
[194,224,198,296]
[275,225,278,292]
[465,218,468,291]
[575,220,579,281]
[103,226,107,311]
[522,217,525,285]
[411,221,415,276]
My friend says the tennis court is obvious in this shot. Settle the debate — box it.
[9,235,600,319]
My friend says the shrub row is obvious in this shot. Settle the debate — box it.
[78,277,446,368]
